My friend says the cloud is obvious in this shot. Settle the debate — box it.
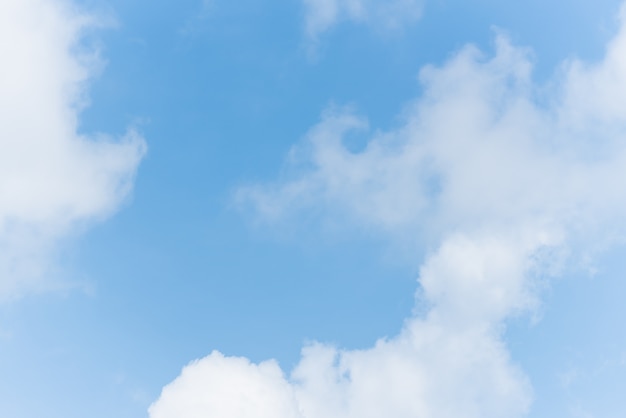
[150,231,535,418]
[303,0,423,41]
[0,0,146,300]
[149,352,301,418]
[179,0,214,36]
[150,3,626,418]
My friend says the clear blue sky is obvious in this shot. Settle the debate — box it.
[1,0,626,417]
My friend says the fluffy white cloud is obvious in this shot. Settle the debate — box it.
[149,352,301,418]
[150,232,536,418]
[150,4,626,418]
[303,0,423,40]
[0,0,145,300]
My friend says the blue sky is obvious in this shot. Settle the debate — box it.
[2,0,626,417]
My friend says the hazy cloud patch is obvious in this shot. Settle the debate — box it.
[0,0,146,300]
[303,0,423,42]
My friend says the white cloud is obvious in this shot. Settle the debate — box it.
[150,232,535,418]
[0,0,145,300]
[303,0,423,41]
[150,3,626,418]
[149,352,301,418]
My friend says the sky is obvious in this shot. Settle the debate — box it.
[2,0,626,417]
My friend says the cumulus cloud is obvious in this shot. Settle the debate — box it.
[150,352,301,418]
[150,231,537,418]
[302,0,423,41]
[0,0,145,300]
[150,3,626,418]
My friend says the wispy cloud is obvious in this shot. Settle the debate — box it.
[303,0,423,41]
[150,3,626,418]
[0,0,146,300]
[179,0,214,36]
